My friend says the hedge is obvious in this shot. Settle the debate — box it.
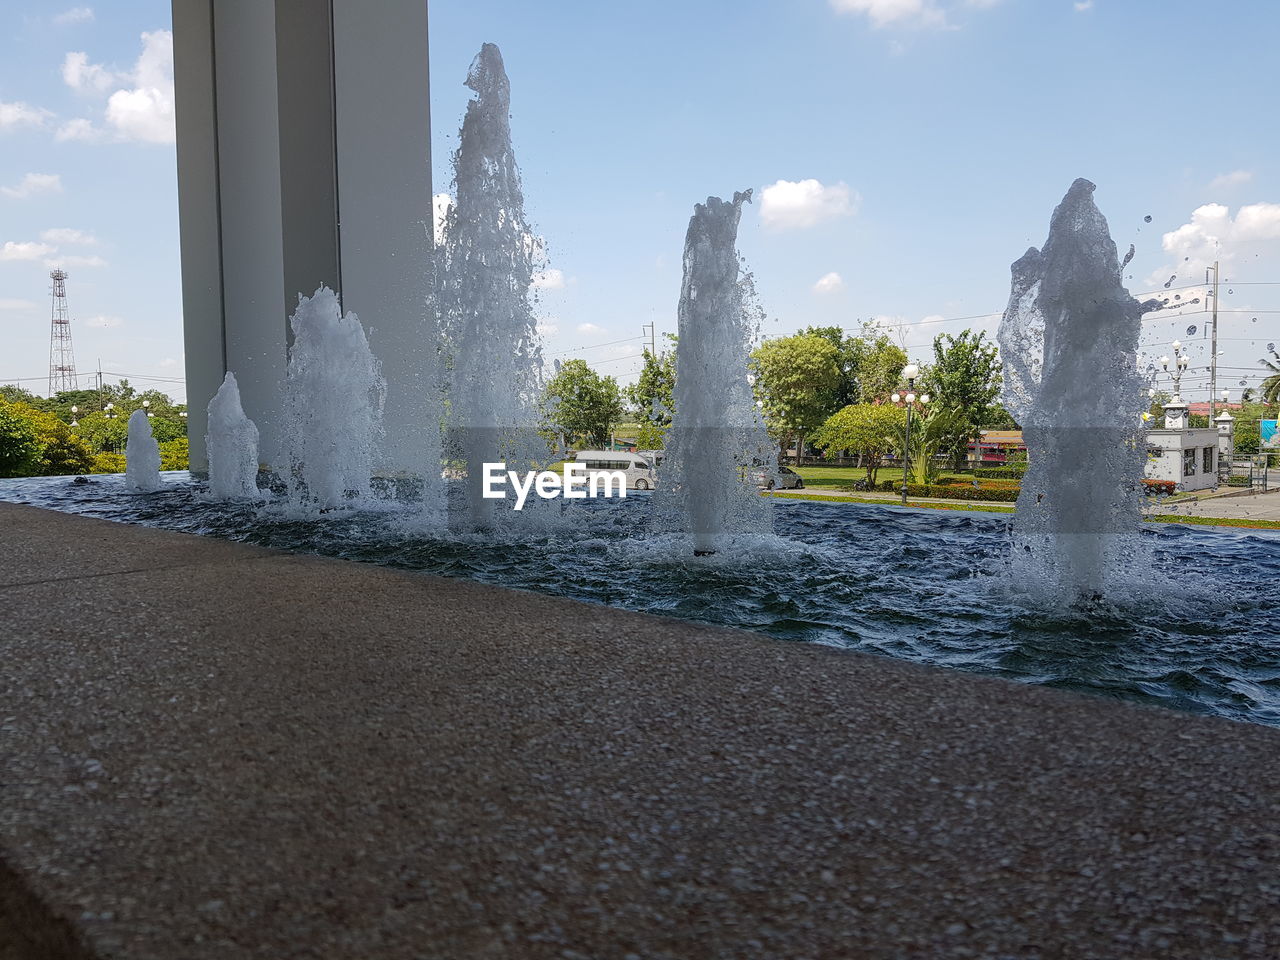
[972,467,1027,479]
[876,480,1021,502]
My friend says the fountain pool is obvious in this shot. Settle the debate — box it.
[4,472,1278,728]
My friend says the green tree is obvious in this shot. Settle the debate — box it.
[922,329,1002,469]
[751,333,841,464]
[0,401,42,477]
[810,402,905,485]
[543,358,625,449]
[892,403,963,484]
[0,400,94,476]
[1261,349,1280,406]
[626,338,676,428]
[802,323,908,410]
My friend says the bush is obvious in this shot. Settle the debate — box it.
[876,479,1021,502]
[91,452,127,474]
[159,437,189,471]
[973,466,1026,479]
[1227,476,1250,487]
[1141,479,1176,497]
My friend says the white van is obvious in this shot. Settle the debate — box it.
[573,450,658,490]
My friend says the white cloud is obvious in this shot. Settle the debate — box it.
[576,323,604,335]
[1073,1,1093,10]
[1151,201,1280,282]
[0,101,50,131]
[1,173,63,199]
[62,51,119,92]
[85,314,122,328]
[54,6,94,25]
[40,227,97,245]
[1208,170,1254,192]
[760,179,859,230]
[532,268,566,290]
[45,254,107,269]
[61,31,175,144]
[55,118,97,142]
[0,298,37,310]
[813,272,846,294]
[158,356,179,368]
[830,0,948,28]
[0,241,56,261]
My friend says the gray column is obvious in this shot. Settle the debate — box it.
[172,0,432,474]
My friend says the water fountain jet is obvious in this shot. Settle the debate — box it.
[206,372,263,501]
[124,409,162,493]
[998,178,1147,605]
[654,191,773,555]
[283,285,384,512]
[436,43,546,532]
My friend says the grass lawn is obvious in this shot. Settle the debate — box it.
[793,464,1018,492]
[765,490,1280,530]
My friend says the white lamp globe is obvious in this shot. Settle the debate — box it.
[891,393,901,404]
[920,393,931,404]
[903,363,920,380]
[905,392,916,404]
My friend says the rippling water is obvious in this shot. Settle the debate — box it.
[5,472,1280,727]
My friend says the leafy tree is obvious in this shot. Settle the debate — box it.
[0,385,42,407]
[0,400,94,476]
[91,452,127,474]
[802,323,907,410]
[751,333,841,464]
[74,410,130,454]
[626,338,676,428]
[543,358,625,449]
[0,401,42,477]
[633,421,668,450]
[810,403,905,485]
[921,329,1002,469]
[846,325,909,405]
[1261,349,1280,406]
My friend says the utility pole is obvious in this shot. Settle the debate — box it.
[642,321,656,357]
[1208,260,1219,417]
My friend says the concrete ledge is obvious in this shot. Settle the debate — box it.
[1,502,1278,958]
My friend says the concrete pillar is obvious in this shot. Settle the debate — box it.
[1215,411,1235,478]
[172,0,432,473]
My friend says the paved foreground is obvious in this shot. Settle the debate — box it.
[1,502,1278,960]
[1164,488,1280,522]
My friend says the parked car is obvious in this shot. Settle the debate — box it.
[751,465,804,490]
[572,450,658,490]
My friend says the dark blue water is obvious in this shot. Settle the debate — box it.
[5,472,1280,726]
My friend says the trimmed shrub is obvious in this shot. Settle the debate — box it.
[877,480,1021,502]
[1141,479,1176,497]
[973,466,1027,479]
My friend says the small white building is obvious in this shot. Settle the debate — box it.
[1145,428,1220,492]
[1143,397,1231,492]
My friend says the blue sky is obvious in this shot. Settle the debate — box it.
[2,0,1278,405]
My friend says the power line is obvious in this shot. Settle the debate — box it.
[548,336,645,357]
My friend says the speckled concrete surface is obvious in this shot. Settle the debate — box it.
[1,502,1278,960]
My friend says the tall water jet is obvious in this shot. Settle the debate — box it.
[653,191,773,555]
[436,43,546,531]
[998,179,1147,604]
[206,372,263,501]
[124,409,162,493]
[283,285,384,511]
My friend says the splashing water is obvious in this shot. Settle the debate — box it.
[652,191,773,555]
[124,409,162,493]
[998,179,1147,606]
[436,43,546,532]
[206,372,263,501]
[283,285,384,512]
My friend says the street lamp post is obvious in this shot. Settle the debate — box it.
[890,363,929,507]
